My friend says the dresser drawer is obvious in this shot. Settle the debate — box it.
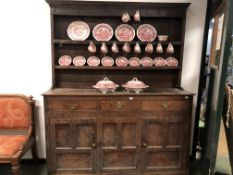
[142,100,190,111]
[100,100,141,111]
[47,98,97,111]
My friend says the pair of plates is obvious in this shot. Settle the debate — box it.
[67,21,113,41]
[67,20,157,42]
[58,55,86,66]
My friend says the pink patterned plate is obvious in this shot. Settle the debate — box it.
[58,55,72,66]
[140,57,153,67]
[154,57,166,67]
[73,56,86,66]
[67,21,90,41]
[92,23,113,41]
[137,24,157,42]
[129,57,140,67]
[115,56,128,67]
[166,57,178,66]
[115,24,135,42]
[101,56,114,67]
[87,56,100,67]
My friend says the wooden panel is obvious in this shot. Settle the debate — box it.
[57,153,92,169]
[102,152,136,169]
[122,123,137,147]
[100,100,141,111]
[145,120,163,147]
[142,100,189,111]
[145,151,180,168]
[47,98,97,111]
[55,124,71,148]
[102,123,117,147]
[167,122,182,147]
[75,123,95,148]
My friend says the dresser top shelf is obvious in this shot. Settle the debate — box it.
[43,88,193,96]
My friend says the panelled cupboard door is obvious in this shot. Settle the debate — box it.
[141,111,186,172]
[98,113,140,174]
[50,116,97,174]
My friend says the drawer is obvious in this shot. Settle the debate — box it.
[47,98,97,111]
[142,100,190,111]
[100,100,141,111]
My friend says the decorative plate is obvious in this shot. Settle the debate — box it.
[58,55,72,66]
[166,57,178,66]
[129,57,140,67]
[87,56,100,67]
[67,21,90,41]
[115,56,128,67]
[154,57,166,67]
[101,56,114,67]
[137,24,157,42]
[73,56,86,66]
[140,57,153,67]
[115,24,135,42]
[92,23,113,41]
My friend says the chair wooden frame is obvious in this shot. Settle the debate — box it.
[0,94,38,175]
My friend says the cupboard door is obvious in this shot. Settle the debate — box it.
[141,112,186,172]
[50,115,97,173]
[98,113,139,174]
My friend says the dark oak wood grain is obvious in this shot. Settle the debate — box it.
[43,1,192,175]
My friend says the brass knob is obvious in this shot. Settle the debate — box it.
[142,142,147,148]
[92,143,96,148]
[70,105,76,110]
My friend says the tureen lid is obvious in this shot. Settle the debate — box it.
[94,77,119,88]
[123,77,149,88]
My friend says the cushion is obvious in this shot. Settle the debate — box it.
[0,98,30,129]
[0,135,27,156]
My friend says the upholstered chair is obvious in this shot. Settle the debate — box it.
[0,94,38,175]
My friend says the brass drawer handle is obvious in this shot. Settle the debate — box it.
[161,102,169,109]
[70,105,77,110]
[117,101,122,109]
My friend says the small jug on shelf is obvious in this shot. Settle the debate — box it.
[111,41,119,53]
[122,42,131,53]
[100,42,108,54]
[134,10,140,22]
[122,12,130,23]
[156,42,163,54]
[88,41,96,53]
[145,43,153,54]
[134,42,141,53]
[166,42,174,54]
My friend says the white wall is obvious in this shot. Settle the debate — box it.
[0,0,206,158]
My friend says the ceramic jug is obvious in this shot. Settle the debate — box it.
[122,12,130,23]
[122,42,131,53]
[88,41,96,53]
[111,41,119,53]
[145,43,153,54]
[134,10,140,22]
[100,42,108,54]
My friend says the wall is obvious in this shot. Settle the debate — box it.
[0,0,207,158]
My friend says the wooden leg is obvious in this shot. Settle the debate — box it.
[31,139,39,163]
[11,164,20,175]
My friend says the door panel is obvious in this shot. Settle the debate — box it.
[50,116,97,173]
[142,112,184,172]
[99,113,139,173]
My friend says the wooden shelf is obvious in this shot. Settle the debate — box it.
[54,65,181,70]
[53,39,182,46]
